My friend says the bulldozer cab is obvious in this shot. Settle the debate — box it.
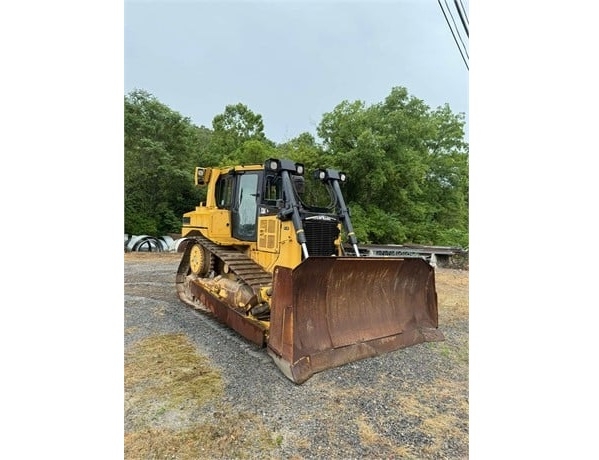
[207,168,260,242]
[208,160,337,248]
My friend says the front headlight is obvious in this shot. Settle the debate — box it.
[314,169,327,180]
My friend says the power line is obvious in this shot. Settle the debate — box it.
[445,0,469,59]
[438,0,469,71]
[457,0,469,27]
[454,0,469,37]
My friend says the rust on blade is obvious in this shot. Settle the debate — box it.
[267,266,295,363]
[267,257,444,384]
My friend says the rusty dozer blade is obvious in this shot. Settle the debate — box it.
[267,257,444,384]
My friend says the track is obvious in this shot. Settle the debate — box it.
[176,234,272,296]
[175,234,272,346]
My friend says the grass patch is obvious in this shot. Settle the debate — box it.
[125,333,282,458]
[356,415,416,458]
[435,269,469,325]
[434,341,469,365]
[420,412,466,456]
[395,378,469,456]
[125,333,223,415]
[124,412,282,459]
[356,414,380,444]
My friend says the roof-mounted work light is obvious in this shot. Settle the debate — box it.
[314,168,347,182]
[265,158,304,175]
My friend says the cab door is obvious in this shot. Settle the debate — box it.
[231,172,259,241]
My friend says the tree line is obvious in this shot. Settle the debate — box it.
[125,87,468,247]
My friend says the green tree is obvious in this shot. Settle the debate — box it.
[316,87,468,246]
[220,139,277,166]
[209,103,273,162]
[422,104,469,246]
[276,132,324,171]
[123,87,467,247]
[124,89,212,235]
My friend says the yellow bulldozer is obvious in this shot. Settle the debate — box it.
[176,158,443,383]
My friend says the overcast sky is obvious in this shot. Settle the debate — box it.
[124,0,469,144]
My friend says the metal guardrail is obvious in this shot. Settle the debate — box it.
[343,243,468,268]
[345,243,465,257]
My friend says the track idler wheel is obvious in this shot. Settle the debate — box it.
[189,243,211,276]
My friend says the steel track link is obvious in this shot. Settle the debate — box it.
[179,234,273,294]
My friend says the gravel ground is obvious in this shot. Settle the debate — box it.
[125,252,469,459]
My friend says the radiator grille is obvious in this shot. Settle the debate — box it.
[303,219,339,256]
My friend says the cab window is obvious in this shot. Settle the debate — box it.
[215,175,234,209]
[263,174,282,205]
[234,173,259,240]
